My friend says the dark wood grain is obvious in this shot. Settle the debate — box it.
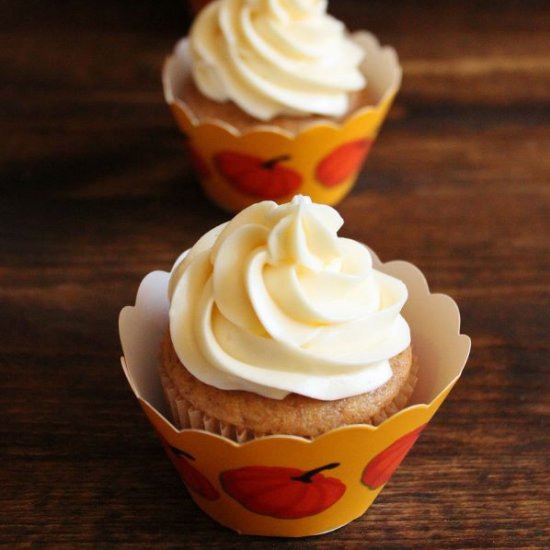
[1,0,549,548]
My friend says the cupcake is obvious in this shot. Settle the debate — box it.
[163,0,402,212]
[160,195,417,441]
[119,197,470,537]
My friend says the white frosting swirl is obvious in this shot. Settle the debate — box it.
[168,196,410,401]
[189,0,366,120]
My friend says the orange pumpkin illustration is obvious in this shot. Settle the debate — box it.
[316,139,372,187]
[361,425,426,490]
[220,463,346,519]
[164,443,220,501]
[214,151,302,199]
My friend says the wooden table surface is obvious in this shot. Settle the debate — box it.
[2,0,549,548]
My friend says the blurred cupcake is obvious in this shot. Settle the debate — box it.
[160,196,416,440]
[163,0,402,212]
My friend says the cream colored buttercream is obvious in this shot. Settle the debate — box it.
[189,0,367,120]
[168,196,410,400]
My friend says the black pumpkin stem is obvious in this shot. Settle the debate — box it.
[170,445,194,461]
[262,154,290,169]
[292,462,340,484]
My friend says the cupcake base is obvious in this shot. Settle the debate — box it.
[159,334,418,442]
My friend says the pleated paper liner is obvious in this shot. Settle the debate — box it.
[159,353,419,443]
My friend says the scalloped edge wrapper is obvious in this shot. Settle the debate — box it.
[162,31,402,212]
[119,250,470,537]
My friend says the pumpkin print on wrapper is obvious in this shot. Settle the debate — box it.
[362,425,427,490]
[163,442,220,501]
[214,151,302,200]
[220,463,346,519]
[316,139,373,188]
